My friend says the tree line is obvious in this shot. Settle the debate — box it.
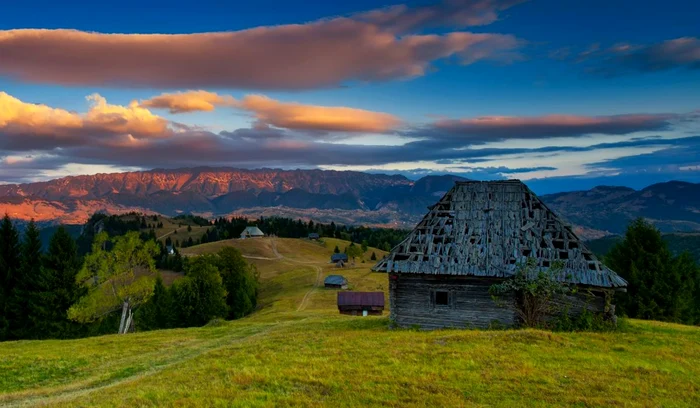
[605,219,700,325]
[78,213,408,253]
[0,214,258,341]
[210,216,408,251]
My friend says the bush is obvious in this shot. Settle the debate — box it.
[172,258,228,327]
[490,258,572,328]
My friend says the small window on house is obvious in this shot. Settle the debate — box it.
[435,291,449,306]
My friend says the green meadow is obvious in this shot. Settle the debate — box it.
[1,238,698,407]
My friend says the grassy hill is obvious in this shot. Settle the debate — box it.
[1,238,699,407]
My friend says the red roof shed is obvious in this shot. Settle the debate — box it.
[337,292,385,316]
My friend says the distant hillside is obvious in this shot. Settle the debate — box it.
[586,233,700,263]
[542,181,700,236]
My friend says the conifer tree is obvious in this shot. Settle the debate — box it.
[0,214,20,340]
[40,226,85,338]
[137,275,174,330]
[10,220,43,339]
[607,218,699,324]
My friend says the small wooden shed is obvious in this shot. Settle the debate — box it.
[331,253,348,264]
[337,292,385,316]
[324,275,348,289]
[308,233,320,240]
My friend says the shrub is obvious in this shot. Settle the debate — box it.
[489,258,572,328]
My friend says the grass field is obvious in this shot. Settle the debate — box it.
[1,238,698,407]
[127,214,211,246]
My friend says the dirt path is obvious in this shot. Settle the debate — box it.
[296,265,323,312]
[1,323,283,408]
[267,239,323,312]
[157,227,182,240]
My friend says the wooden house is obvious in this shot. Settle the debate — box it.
[240,226,265,239]
[308,233,320,240]
[337,292,385,316]
[331,253,348,264]
[324,275,348,289]
[373,180,627,329]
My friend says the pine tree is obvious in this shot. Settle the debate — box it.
[137,275,174,330]
[607,218,699,323]
[333,245,340,254]
[371,252,377,261]
[34,227,84,339]
[9,220,43,339]
[0,214,21,340]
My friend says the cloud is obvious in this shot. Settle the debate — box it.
[140,90,237,113]
[1,89,696,186]
[407,113,676,143]
[355,0,523,33]
[142,91,402,133]
[578,37,700,76]
[0,6,522,89]
[237,95,401,133]
[0,92,169,150]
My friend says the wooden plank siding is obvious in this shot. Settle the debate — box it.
[390,274,516,329]
[389,274,611,329]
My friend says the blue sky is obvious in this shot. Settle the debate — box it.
[0,0,698,193]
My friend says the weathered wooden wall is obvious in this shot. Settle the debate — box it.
[390,274,612,329]
[390,274,517,329]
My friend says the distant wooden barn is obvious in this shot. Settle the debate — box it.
[331,253,348,264]
[308,233,320,240]
[240,226,265,239]
[324,275,348,289]
[337,292,385,316]
[373,180,627,329]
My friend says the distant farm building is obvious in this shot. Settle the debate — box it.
[324,275,348,289]
[308,233,320,240]
[337,292,385,316]
[331,253,348,264]
[240,226,265,239]
[373,180,627,329]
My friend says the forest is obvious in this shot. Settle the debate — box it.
[0,215,258,341]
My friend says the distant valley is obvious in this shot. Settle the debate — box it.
[2,167,700,239]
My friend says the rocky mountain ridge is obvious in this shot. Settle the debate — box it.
[2,168,699,238]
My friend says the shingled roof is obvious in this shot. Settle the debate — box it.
[374,180,627,288]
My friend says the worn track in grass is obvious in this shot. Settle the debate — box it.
[0,322,286,408]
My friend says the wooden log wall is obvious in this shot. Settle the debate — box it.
[390,274,613,329]
[390,274,517,329]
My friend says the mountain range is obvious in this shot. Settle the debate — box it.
[1,167,699,239]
